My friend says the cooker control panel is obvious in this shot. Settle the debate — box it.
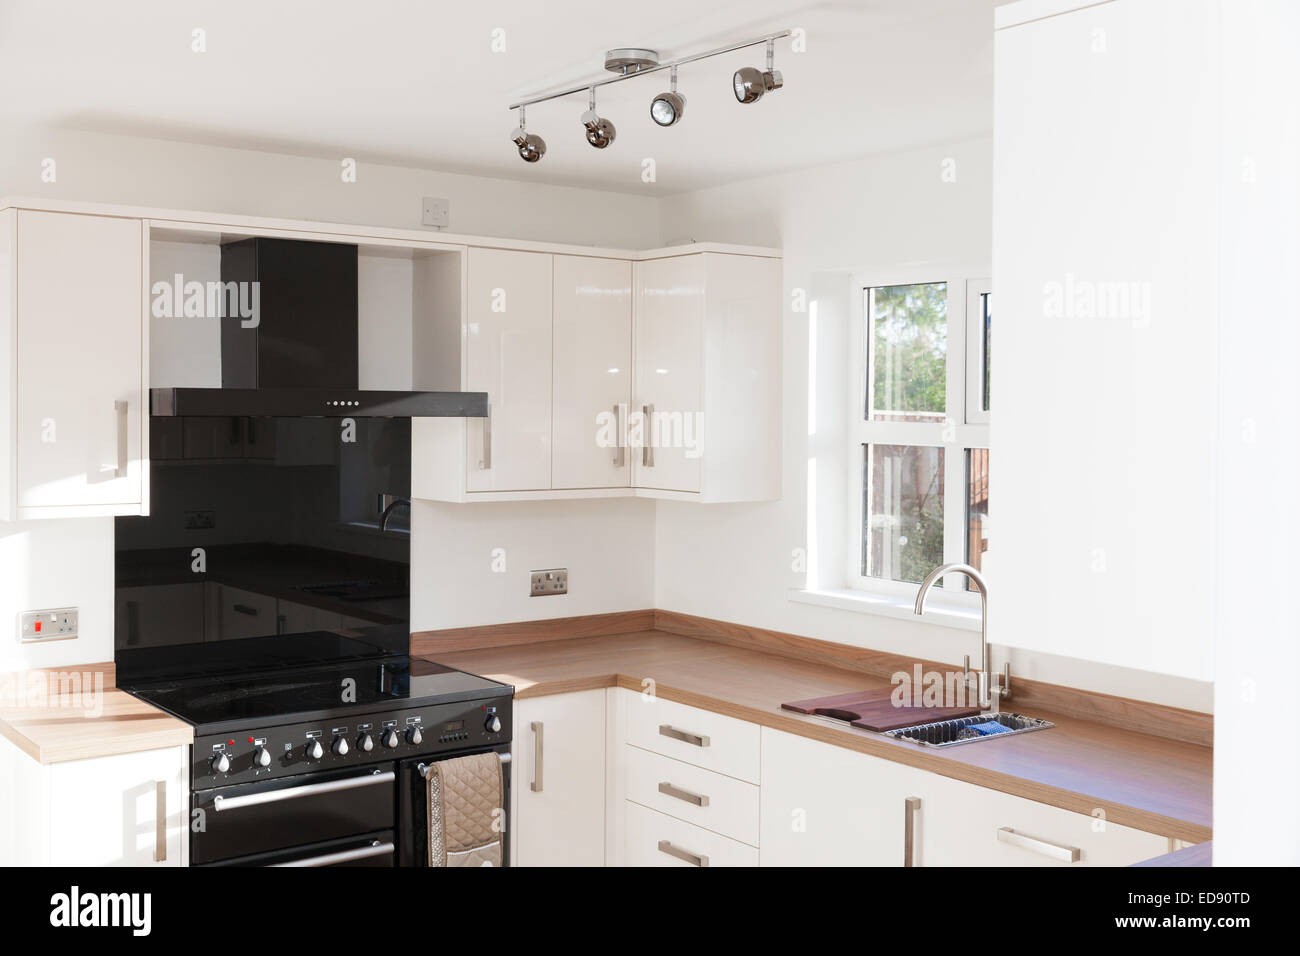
[193,695,511,788]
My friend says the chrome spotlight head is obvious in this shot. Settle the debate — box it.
[581,109,616,148]
[733,66,782,104]
[650,67,686,126]
[511,127,546,163]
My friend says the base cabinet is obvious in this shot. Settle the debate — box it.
[759,727,1171,867]
[0,737,187,866]
[510,689,605,866]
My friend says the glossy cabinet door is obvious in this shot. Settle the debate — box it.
[465,247,552,492]
[552,255,631,489]
[632,256,704,493]
[759,727,917,866]
[917,769,1168,867]
[511,689,606,866]
[12,210,144,514]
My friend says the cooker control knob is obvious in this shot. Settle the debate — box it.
[357,732,374,752]
[332,735,349,756]
[382,729,399,749]
[406,726,423,745]
[211,752,230,773]
[253,747,272,767]
[305,739,324,760]
[485,714,502,734]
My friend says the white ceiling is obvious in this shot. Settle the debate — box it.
[0,0,998,195]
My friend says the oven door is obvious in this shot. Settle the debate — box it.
[192,765,395,866]
[398,746,511,867]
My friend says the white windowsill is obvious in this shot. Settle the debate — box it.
[787,587,980,632]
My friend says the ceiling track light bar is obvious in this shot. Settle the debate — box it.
[507,29,791,111]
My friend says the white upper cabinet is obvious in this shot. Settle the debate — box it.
[552,255,632,490]
[632,255,704,494]
[465,247,553,493]
[414,244,780,504]
[1,208,146,519]
[634,252,781,502]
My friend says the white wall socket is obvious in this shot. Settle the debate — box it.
[18,607,79,643]
[421,197,450,228]
[530,569,568,597]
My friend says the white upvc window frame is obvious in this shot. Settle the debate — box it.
[846,270,991,607]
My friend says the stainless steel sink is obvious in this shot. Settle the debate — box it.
[884,712,1054,748]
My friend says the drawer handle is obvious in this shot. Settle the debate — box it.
[658,724,710,748]
[232,604,260,616]
[904,796,920,867]
[658,781,710,807]
[479,403,492,470]
[657,839,708,867]
[996,826,1081,863]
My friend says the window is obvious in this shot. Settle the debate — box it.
[850,278,990,598]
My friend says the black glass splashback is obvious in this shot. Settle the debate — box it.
[115,416,412,684]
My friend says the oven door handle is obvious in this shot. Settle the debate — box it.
[269,840,395,868]
[212,770,394,812]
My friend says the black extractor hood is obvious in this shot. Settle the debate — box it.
[151,237,486,418]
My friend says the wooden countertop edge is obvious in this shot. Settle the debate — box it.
[0,714,194,765]
[514,672,1212,845]
[0,662,194,764]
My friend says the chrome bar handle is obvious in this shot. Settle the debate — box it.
[904,796,921,867]
[479,402,492,469]
[996,827,1080,862]
[1000,661,1013,700]
[104,400,128,477]
[658,781,709,807]
[658,724,709,747]
[642,403,655,467]
[530,721,544,792]
[213,769,393,812]
[657,840,708,867]
[613,403,625,467]
[154,780,167,863]
[418,752,511,778]
[270,840,395,868]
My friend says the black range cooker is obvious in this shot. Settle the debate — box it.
[123,650,513,867]
[114,237,500,866]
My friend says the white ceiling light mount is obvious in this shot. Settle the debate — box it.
[507,29,790,162]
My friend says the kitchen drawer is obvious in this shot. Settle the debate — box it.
[624,744,759,847]
[624,800,758,868]
[623,693,759,783]
[919,771,1169,867]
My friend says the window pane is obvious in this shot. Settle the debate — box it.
[966,448,989,587]
[866,282,947,422]
[981,292,991,412]
[862,444,945,584]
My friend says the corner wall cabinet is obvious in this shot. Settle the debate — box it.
[412,247,781,503]
[0,207,147,520]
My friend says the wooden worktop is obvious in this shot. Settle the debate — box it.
[0,663,193,764]
[437,629,1213,844]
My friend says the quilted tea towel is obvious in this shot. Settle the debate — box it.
[426,752,504,867]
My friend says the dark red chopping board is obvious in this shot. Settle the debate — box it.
[782,689,981,732]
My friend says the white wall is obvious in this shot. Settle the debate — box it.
[410,499,655,631]
[0,519,115,672]
[653,136,1213,712]
[1,126,662,247]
